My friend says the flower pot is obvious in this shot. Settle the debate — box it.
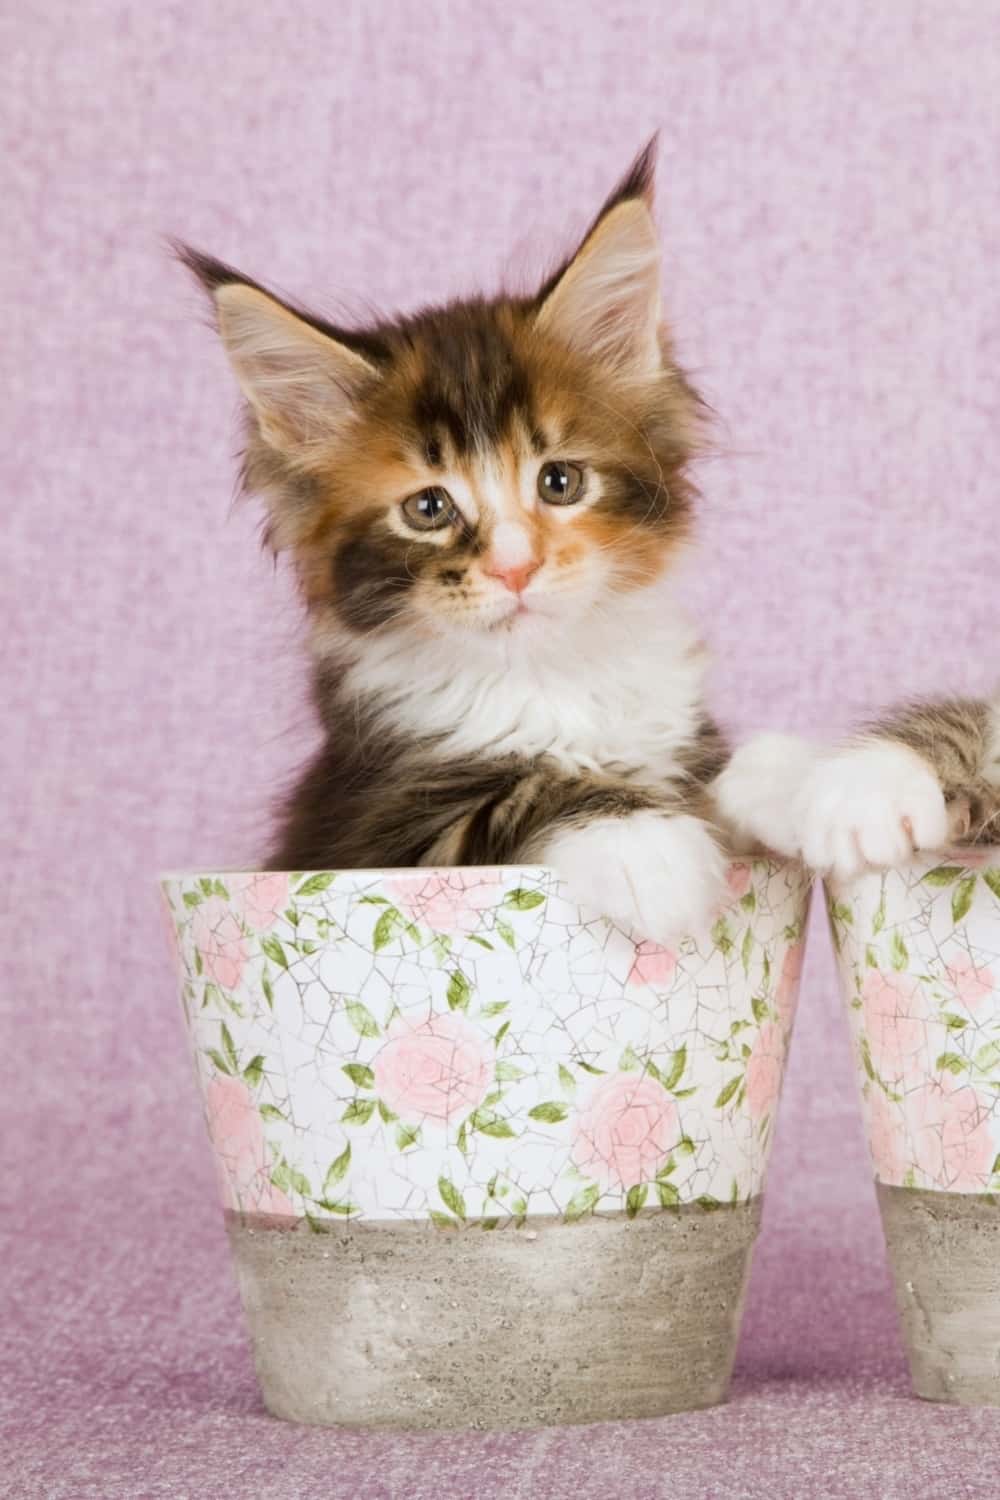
[162,859,811,1429]
[827,851,1000,1405]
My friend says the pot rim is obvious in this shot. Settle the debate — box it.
[160,855,809,883]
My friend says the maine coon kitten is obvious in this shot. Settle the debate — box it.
[182,144,773,944]
[718,699,1000,880]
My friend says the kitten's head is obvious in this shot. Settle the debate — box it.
[181,142,703,656]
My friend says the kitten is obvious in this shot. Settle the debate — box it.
[182,143,773,944]
[717,699,1000,880]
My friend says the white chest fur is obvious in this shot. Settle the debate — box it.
[330,595,709,781]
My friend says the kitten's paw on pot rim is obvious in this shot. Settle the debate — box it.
[540,810,728,946]
[713,732,819,858]
[797,741,950,881]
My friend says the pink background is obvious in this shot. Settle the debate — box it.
[5,4,1000,1496]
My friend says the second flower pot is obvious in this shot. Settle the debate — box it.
[828,850,1000,1405]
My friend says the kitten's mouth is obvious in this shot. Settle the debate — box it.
[487,596,537,631]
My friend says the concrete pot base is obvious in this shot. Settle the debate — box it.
[878,1184,1000,1406]
[227,1200,763,1429]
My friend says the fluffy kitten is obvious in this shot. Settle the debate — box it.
[717,699,1000,880]
[183,144,768,943]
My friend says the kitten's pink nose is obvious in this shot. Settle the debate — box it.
[484,559,540,594]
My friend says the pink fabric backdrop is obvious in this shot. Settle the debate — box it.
[5,4,1000,1495]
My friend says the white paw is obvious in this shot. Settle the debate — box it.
[797,741,950,881]
[712,732,819,857]
[541,811,728,944]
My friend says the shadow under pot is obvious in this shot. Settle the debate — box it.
[827,849,1000,1405]
[162,859,811,1429]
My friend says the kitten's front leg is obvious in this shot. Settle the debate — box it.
[432,771,728,944]
[536,810,728,946]
[711,732,820,858]
[795,696,998,879]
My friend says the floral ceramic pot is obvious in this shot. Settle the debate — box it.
[828,851,1000,1405]
[162,859,811,1429]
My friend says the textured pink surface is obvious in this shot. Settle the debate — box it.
[4,3,1000,1494]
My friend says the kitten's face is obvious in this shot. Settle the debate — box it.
[184,144,701,651]
[301,308,697,641]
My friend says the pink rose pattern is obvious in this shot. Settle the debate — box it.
[861,971,930,1085]
[744,1022,787,1122]
[829,854,1000,1195]
[191,896,249,991]
[374,1012,493,1122]
[163,861,811,1224]
[572,1073,678,1189]
[725,863,753,900]
[627,941,678,989]
[237,873,289,932]
[775,942,805,1029]
[903,1077,995,1191]
[944,955,995,1011]
[387,870,504,934]
[204,1075,295,1217]
[189,878,292,992]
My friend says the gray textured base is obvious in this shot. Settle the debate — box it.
[226,1202,763,1430]
[877,1184,1000,1406]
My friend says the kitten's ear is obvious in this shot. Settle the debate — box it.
[534,140,662,379]
[177,246,378,452]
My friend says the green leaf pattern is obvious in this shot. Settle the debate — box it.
[829,851,1000,1195]
[162,861,811,1226]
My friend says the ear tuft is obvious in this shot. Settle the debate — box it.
[535,144,663,379]
[599,135,658,216]
[173,240,250,297]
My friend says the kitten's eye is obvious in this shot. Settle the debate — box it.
[537,460,585,506]
[401,487,456,531]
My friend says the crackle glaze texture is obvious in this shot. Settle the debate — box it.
[162,862,810,1226]
[828,851,1000,1194]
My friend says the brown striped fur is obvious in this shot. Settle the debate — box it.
[867,696,1000,845]
[272,687,728,872]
